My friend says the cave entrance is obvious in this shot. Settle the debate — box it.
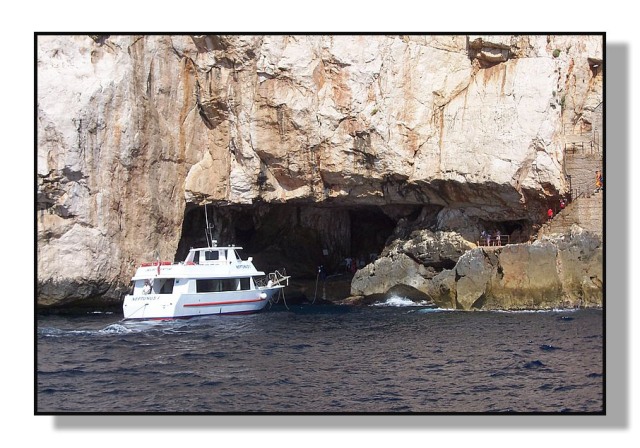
[175,203,210,262]
[175,203,402,280]
[476,218,533,245]
[348,207,396,268]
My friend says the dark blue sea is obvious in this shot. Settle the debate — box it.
[36,299,603,413]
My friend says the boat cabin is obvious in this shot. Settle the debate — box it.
[184,246,244,265]
[130,274,259,296]
[129,244,261,297]
[184,246,251,264]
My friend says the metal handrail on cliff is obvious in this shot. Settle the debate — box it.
[564,141,601,156]
[477,235,511,247]
[571,188,588,202]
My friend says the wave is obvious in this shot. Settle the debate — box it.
[371,295,434,307]
[412,308,453,313]
[38,323,136,337]
[489,308,581,314]
[38,327,71,337]
[99,324,134,334]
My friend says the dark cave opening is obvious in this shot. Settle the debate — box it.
[175,203,402,280]
[176,204,536,279]
[476,218,532,244]
[173,203,536,302]
[499,219,534,244]
[348,208,396,266]
[175,203,214,261]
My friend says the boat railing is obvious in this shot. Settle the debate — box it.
[254,276,268,287]
[269,269,290,286]
[255,269,290,288]
[140,261,173,267]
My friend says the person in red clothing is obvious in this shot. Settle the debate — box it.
[547,208,553,222]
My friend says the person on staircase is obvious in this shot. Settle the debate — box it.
[595,170,603,192]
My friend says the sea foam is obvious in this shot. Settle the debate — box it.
[371,295,432,307]
[99,324,134,334]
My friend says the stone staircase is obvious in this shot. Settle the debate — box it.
[537,125,603,238]
[539,190,603,237]
[564,150,602,200]
[561,119,603,199]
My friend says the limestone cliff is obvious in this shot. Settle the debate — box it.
[36,34,603,307]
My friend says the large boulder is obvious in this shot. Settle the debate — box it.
[350,253,432,301]
[454,249,497,310]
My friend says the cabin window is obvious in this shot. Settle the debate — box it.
[204,250,220,261]
[196,279,210,292]
[225,278,238,291]
[196,278,246,293]
[197,279,218,292]
[240,277,251,290]
[157,278,175,294]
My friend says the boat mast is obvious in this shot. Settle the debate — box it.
[204,203,216,248]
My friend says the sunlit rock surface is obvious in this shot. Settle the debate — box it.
[351,226,603,310]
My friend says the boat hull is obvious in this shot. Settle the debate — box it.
[122,287,282,320]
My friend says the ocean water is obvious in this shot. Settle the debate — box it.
[36,298,604,413]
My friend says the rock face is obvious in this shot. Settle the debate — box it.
[36,34,603,307]
[351,226,603,310]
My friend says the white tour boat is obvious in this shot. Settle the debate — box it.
[122,242,289,320]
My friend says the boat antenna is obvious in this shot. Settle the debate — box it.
[204,203,215,247]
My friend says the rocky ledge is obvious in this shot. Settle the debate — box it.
[347,225,602,310]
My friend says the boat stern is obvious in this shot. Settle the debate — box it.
[122,294,178,320]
